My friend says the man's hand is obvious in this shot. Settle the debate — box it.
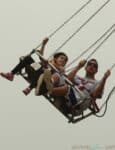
[103,69,111,80]
[42,37,49,46]
[78,59,87,69]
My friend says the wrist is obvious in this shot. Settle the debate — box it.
[76,65,82,70]
[102,76,107,81]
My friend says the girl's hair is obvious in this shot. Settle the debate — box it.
[53,52,68,62]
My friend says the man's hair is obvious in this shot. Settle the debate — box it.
[53,52,68,62]
[87,58,98,69]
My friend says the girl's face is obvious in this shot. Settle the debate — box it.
[54,55,67,67]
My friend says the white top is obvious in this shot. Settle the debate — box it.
[74,75,101,98]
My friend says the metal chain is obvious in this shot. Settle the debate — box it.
[66,28,115,73]
[48,0,111,59]
[32,0,93,52]
[86,29,115,60]
[66,24,115,69]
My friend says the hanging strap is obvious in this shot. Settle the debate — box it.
[30,0,93,54]
[48,0,111,59]
[66,23,115,69]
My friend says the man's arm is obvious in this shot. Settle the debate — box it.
[91,70,111,98]
[67,59,86,81]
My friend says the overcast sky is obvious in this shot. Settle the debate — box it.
[0,0,115,150]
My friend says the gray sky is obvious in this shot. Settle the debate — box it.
[0,0,115,150]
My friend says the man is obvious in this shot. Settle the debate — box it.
[72,59,111,100]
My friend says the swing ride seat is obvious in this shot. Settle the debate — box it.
[43,94,99,123]
[16,0,114,123]
[16,55,99,123]
[0,0,114,123]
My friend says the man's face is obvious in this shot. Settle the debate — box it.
[85,60,98,75]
